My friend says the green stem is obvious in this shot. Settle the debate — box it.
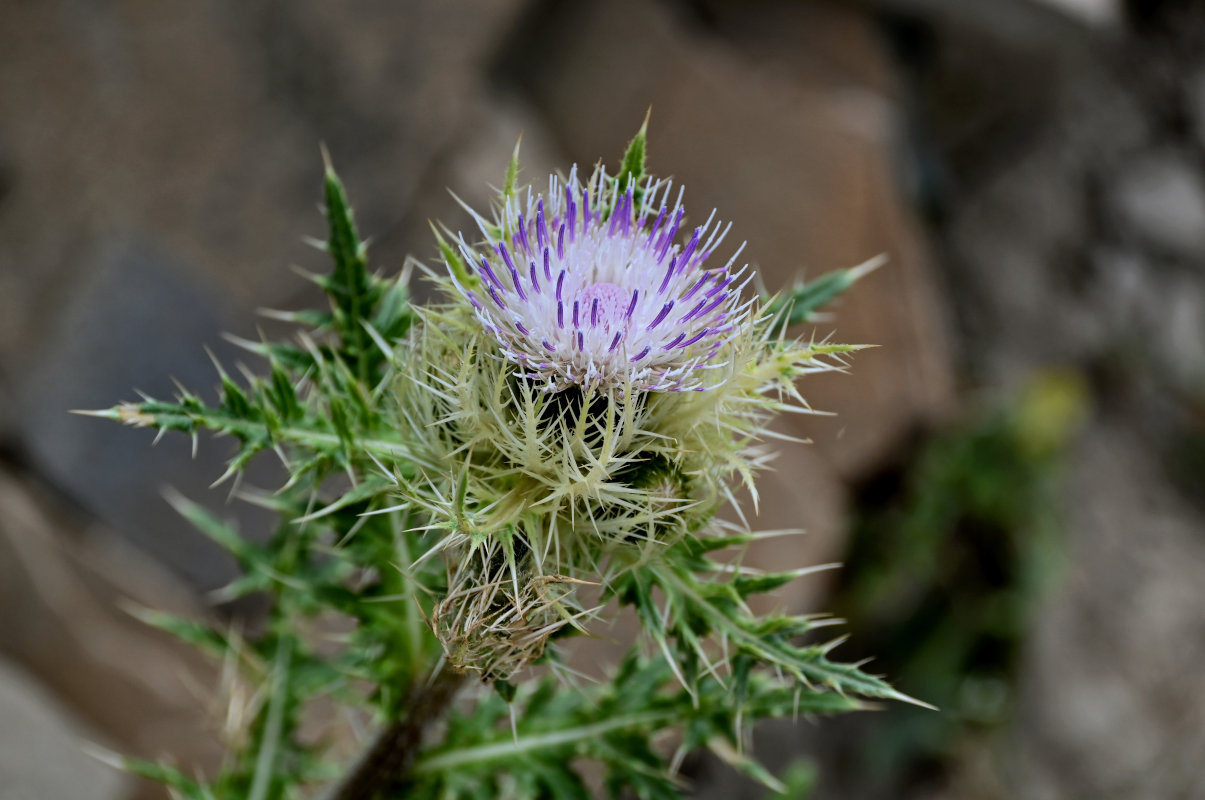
[413,710,670,773]
[328,668,466,800]
[249,635,292,800]
[391,512,425,674]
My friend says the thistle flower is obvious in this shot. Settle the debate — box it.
[92,130,902,800]
[395,128,865,679]
[450,165,754,393]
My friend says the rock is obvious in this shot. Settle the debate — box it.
[389,94,568,306]
[0,658,129,800]
[1185,68,1205,153]
[12,236,269,591]
[1156,274,1205,389]
[1109,152,1205,260]
[0,0,533,591]
[1015,423,1205,799]
[0,467,223,799]
[1035,0,1121,26]
[508,0,956,482]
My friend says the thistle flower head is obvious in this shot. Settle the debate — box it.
[450,165,754,393]
[403,129,864,678]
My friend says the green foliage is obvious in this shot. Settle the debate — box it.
[828,372,1087,790]
[89,138,895,799]
[767,254,886,327]
[408,651,859,800]
[616,109,650,195]
[607,534,921,709]
[503,136,523,200]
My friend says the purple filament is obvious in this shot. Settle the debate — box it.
[658,256,678,295]
[679,228,701,267]
[646,301,673,330]
[676,328,710,348]
[536,200,548,250]
[509,265,527,301]
[566,187,577,240]
[625,289,639,320]
[680,272,712,302]
[480,258,505,291]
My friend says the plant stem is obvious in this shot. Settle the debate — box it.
[329,668,466,800]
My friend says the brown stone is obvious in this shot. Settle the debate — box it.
[513,0,955,483]
[0,468,223,799]
[504,0,955,613]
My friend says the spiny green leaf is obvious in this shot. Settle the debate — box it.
[95,396,414,471]
[266,360,303,422]
[617,109,651,193]
[262,308,336,329]
[769,254,886,326]
[220,375,255,420]
[503,136,522,199]
[130,608,228,658]
[118,757,209,800]
[433,222,474,289]
[370,277,414,341]
[321,152,381,383]
[410,650,861,799]
[165,489,259,565]
[732,570,805,599]
[493,678,517,703]
[611,545,923,709]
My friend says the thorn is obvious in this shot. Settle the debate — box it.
[849,252,888,279]
[80,741,127,771]
[301,235,328,252]
[895,690,939,711]
[68,408,118,419]
[819,633,850,655]
[203,346,229,381]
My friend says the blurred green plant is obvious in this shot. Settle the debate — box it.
[84,127,903,799]
[829,373,1088,792]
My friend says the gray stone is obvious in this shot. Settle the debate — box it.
[1015,424,1205,799]
[0,0,533,590]
[1033,0,1121,27]
[1110,153,1205,260]
[0,467,223,797]
[1185,68,1205,154]
[13,235,274,592]
[0,659,128,800]
[1156,274,1205,389]
[512,0,956,480]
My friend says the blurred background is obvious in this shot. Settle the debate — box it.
[1,0,1203,798]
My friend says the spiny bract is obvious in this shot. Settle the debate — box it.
[393,128,860,680]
